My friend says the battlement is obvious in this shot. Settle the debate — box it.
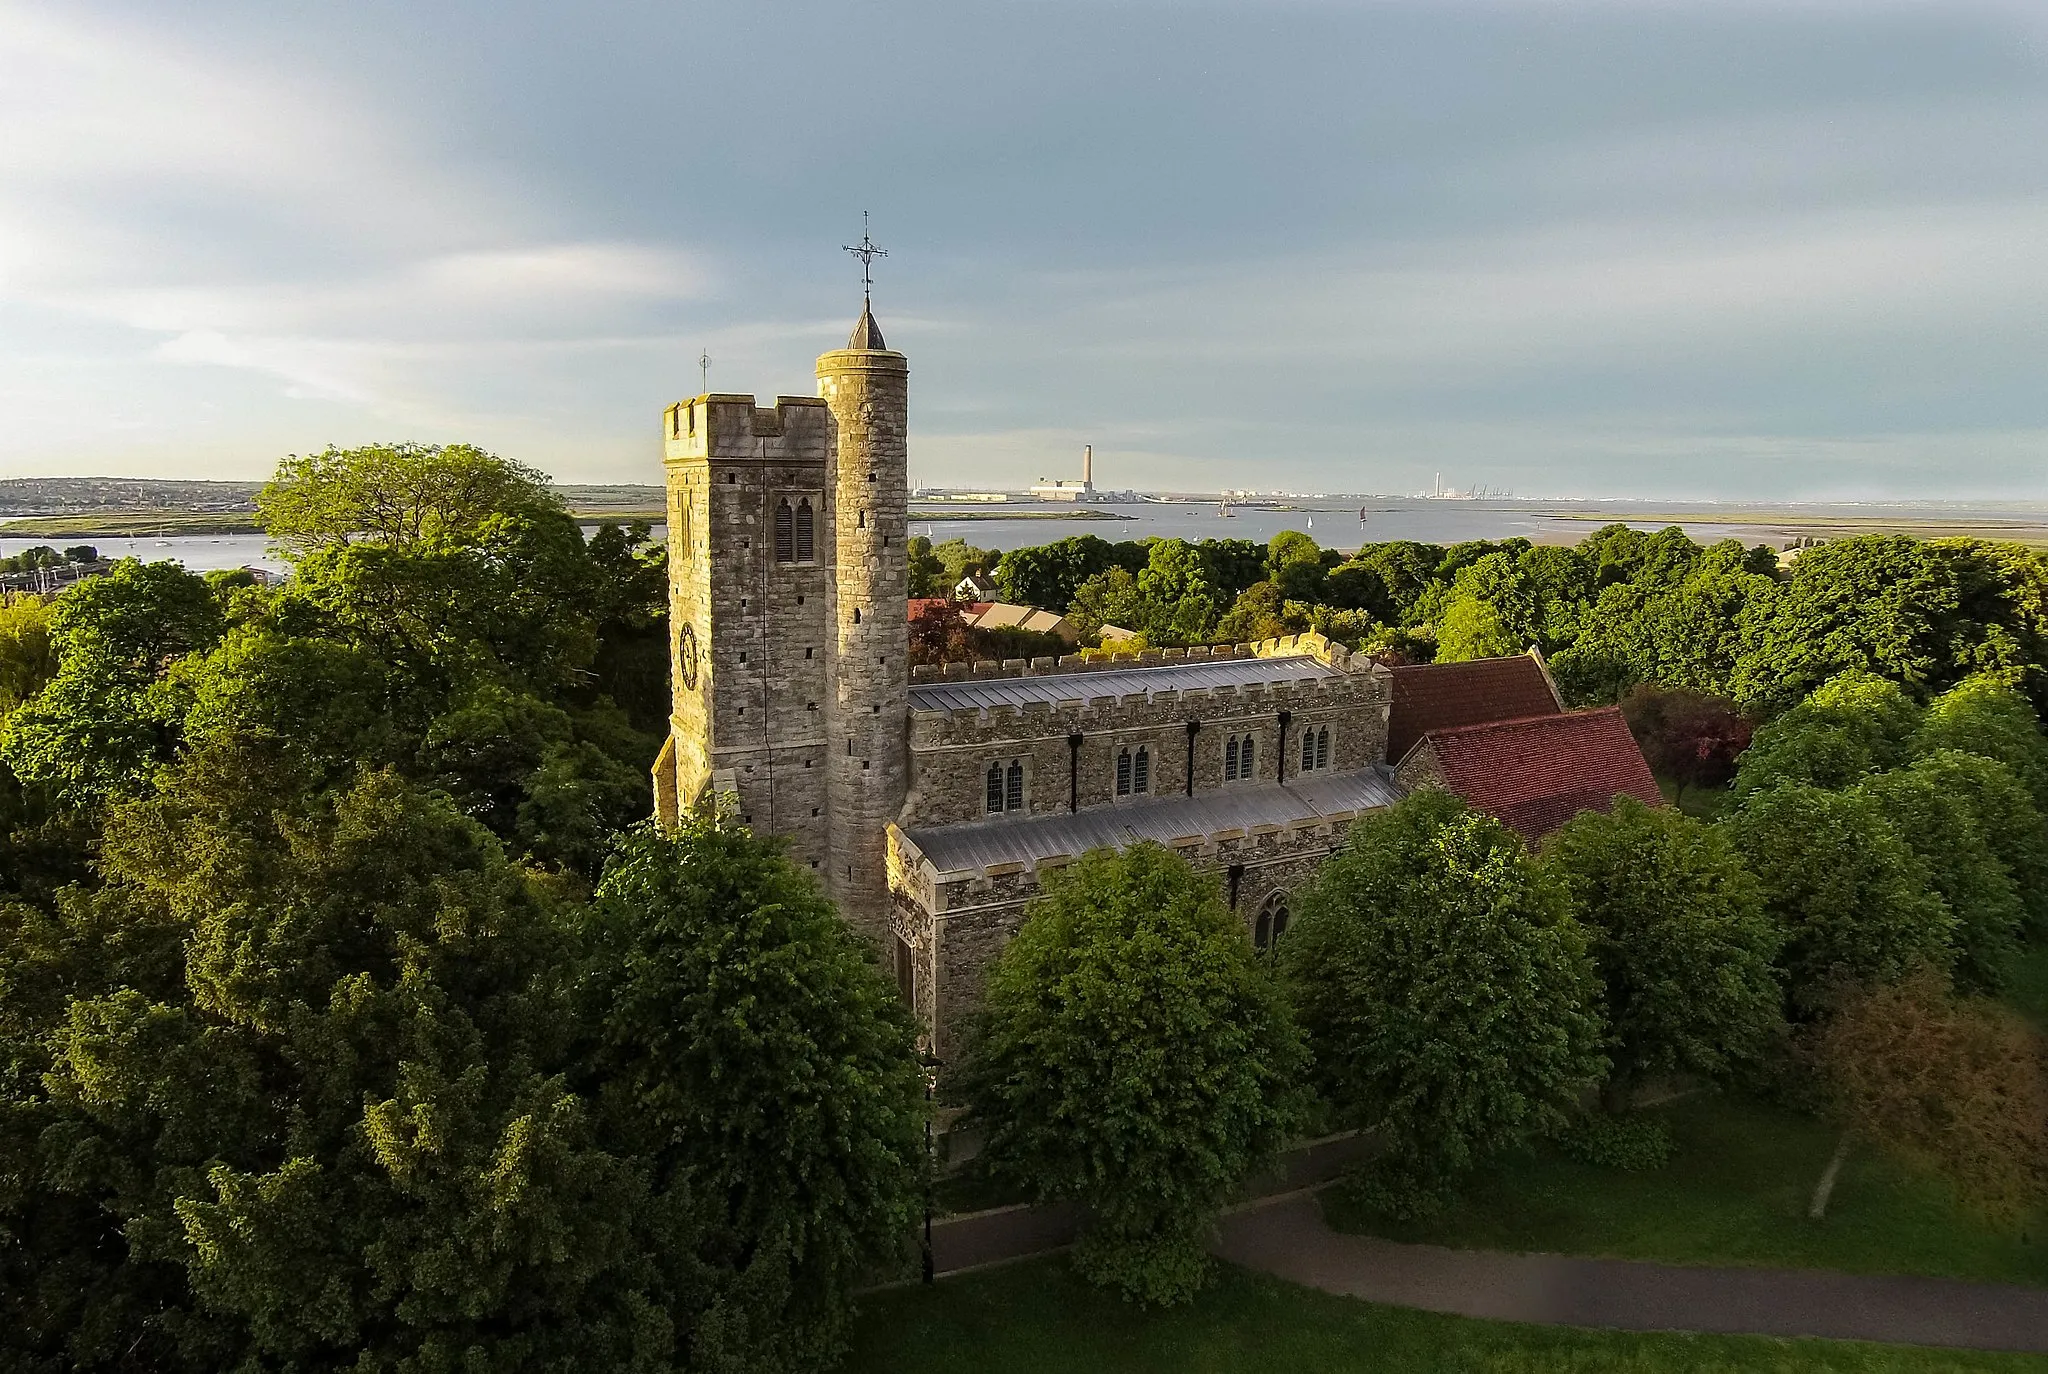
[907,631,1357,686]
[662,393,832,463]
[907,668,1386,741]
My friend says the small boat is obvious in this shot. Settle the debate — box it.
[1217,502,1234,517]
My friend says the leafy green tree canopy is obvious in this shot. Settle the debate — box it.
[1726,782,1955,1010]
[257,441,565,552]
[1853,764,2026,995]
[1910,672,2048,813]
[960,843,1306,1305]
[1732,670,1921,798]
[1543,798,1782,1098]
[577,821,927,1368]
[1281,792,1605,1211]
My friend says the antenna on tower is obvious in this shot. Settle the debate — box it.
[843,211,887,306]
[698,349,710,394]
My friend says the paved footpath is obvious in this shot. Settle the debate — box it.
[1213,1192,2048,1354]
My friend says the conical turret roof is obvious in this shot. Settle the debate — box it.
[848,305,886,350]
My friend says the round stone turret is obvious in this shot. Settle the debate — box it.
[818,316,910,944]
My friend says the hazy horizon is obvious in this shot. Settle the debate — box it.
[5,0,2047,500]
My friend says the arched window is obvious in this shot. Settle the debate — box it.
[795,498,815,561]
[1316,726,1329,770]
[1241,735,1255,779]
[986,763,1003,814]
[1301,730,1315,774]
[678,501,692,561]
[1134,745,1150,794]
[1224,736,1239,781]
[774,500,794,563]
[1254,890,1290,951]
[1006,760,1024,811]
[1116,748,1133,796]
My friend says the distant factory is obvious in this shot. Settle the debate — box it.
[1029,444,1100,502]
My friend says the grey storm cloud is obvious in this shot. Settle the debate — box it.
[2,0,2045,498]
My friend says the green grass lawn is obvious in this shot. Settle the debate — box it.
[847,1257,2043,1373]
[1323,1094,2046,1287]
[1654,773,1734,819]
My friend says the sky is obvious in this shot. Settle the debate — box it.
[3,0,2046,500]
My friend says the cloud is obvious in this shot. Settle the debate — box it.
[0,2,712,433]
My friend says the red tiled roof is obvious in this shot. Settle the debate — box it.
[1386,654,1561,764]
[1421,707,1663,842]
[908,598,951,620]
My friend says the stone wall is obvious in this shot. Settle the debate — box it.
[911,821,1354,1058]
[819,346,911,947]
[903,668,1390,828]
[1394,742,1446,795]
[660,394,836,872]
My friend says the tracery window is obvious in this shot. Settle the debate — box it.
[1300,725,1332,773]
[1225,733,1256,782]
[1116,745,1152,798]
[1253,890,1291,951]
[774,499,794,563]
[795,498,815,561]
[988,759,1026,814]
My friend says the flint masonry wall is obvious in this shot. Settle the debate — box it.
[903,660,1389,829]
[894,817,1359,1057]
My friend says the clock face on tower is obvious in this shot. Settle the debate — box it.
[678,623,699,690]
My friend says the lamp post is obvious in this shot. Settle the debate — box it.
[919,1046,939,1284]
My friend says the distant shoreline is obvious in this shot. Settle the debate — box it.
[908,508,1134,523]
[1,504,1138,540]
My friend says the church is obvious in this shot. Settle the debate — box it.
[650,301,1661,1057]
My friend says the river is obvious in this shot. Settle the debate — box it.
[7,498,2046,576]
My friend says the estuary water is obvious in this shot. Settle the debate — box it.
[7,498,2046,576]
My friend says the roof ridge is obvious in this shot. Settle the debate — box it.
[1425,707,1614,740]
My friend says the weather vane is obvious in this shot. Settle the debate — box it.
[698,349,710,393]
[843,211,887,305]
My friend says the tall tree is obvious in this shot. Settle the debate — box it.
[1,560,225,806]
[1726,783,1955,1010]
[960,843,1306,1304]
[1731,537,2048,714]
[1911,673,2048,813]
[576,822,927,1368]
[1544,799,1782,1105]
[1855,765,2027,995]
[1731,671,1922,798]
[257,441,565,551]
[1281,792,1605,1214]
[1902,748,2048,936]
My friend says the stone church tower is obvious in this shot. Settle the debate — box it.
[651,306,910,947]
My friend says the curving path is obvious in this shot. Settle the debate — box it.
[1212,1191,2048,1354]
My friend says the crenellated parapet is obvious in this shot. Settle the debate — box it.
[906,630,1359,685]
[907,659,1388,743]
[662,393,832,464]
